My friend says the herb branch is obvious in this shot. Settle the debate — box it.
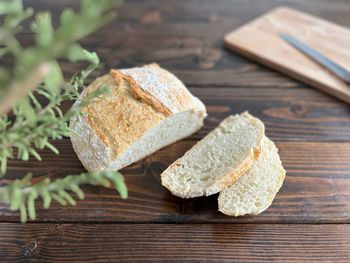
[0,0,127,222]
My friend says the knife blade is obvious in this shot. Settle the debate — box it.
[280,33,350,84]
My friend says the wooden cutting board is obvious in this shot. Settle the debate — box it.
[224,7,350,103]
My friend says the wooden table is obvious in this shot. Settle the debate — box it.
[2,0,350,261]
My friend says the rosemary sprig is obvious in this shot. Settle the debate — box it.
[0,0,127,223]
[0,172,127,223]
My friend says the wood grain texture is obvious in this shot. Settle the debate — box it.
[12,87,350,142]
[17,0,350,89]
[189,87,350,141]
[1,223,350,262]
[225,7,350,103]
[2,0,350,261]
[1,140,350,223]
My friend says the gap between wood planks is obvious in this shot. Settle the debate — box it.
[0,220,349,225]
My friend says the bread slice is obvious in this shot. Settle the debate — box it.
[218,136,286,216]
[161,112,265,198]
[70,64,207,172]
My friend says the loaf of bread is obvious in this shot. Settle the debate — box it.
[161,112,265,198]
[218,136,286,216]
[70,64,207,172]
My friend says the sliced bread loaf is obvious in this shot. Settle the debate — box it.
[161,112,265,198]
[70,64,207,172]
[218,136,286,216]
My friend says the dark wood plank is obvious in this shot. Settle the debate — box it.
[1,223,349,262]
[17,0,350,89]
[13,87,350,142]
[189,87,350,141]
[1,140,350,223]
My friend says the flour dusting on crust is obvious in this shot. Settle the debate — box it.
[121,64,205,114]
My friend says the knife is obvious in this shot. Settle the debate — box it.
[280,33,350,84]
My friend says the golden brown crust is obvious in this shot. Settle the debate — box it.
[81,72,167,158]
[85,108,109,145]
[111,69,172,115]
[254,146,262,159]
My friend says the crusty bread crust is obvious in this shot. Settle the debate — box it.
[80,72,167,160]
[69,64,206,172]
[69,75,115,172]
[120,63,206,114]
[70,113,110,172]
[112,69,172,115]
